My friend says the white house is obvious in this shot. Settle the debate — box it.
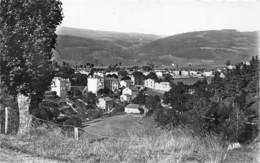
[227,65,235,70]
[87,77,104,94]
[125,104,141,114]
[51,77,71,99]
[120,80,127,88]
[97,97,113,112]
[155,71,163,78]
[93,72,104,77]
[154,82,171,92]
[122,87,132,96]
[220,72,225,78]
[202,71,214,77]
[189,71,198,76]
[120,94,131,102]
[144,78,155,89]
[181,70,189,76]
[119,80,132,88]
[172,70,180,76]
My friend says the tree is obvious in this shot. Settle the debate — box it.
[146,72,159,82]
[118,70,128,78]
[132,90,146,105]
[85,92,97,109]
[0,0,63,134]
[162,73,173,83]
[70,73,88,86]
[145,95,161,115]
[156,56,259,143]
[56,62,75,79]
[133,71,145,85]
[163,82,189,112]
[97,88,113,96]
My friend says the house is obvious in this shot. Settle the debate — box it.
[144,78,155,89]
[227,65,235,70]
[220,72,225,78]
[172,70,180,76]
[155,71,163,78]
[51,77,71,99]
[120,80,127,88]
[97,97,113,112]
[189,71,198,76]
[181,70,189,76]
[87,77,104,94]
[120,79,132,88]
[120,94,131,102]
[154,82,171,92]
[105,71,118,76]
[93,72,105,77]
[122,87,132,96]
[129,74,135,85]
[143,71,150,76]
[202,71,214,77]
[125,104,141,114]
[104,77,119,92]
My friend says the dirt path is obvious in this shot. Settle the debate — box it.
[0,147,62,163]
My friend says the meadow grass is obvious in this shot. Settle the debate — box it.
[0,125,258,163]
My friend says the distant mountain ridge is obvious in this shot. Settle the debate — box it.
[134,29,258,65]
[56,27,161,48]
[55,27,258,66]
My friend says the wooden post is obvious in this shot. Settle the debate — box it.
[74,127,79,140]
[0,104,3,133]
[17,93,31,135]
[5,107,8,134]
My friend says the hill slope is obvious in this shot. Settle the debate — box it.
[55,35,131,65]
[56,27,160,48]
[55,28,258,66]
[134,29,258,65]
[55,27,161,65]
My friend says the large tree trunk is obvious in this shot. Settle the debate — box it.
[17,93,32,135]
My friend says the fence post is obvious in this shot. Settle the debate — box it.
[0,104,3,133]
[74,127,79,140]
[5,107,8,134]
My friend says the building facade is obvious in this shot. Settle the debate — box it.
[87,77,104,94]
[144,78,155,89]
[104,78,119,92]
[154,82,171,92]
[97,97,113,112]
[51,77,71,99]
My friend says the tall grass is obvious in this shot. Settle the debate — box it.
[0,126,258,163]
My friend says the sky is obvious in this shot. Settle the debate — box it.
[60,0,260,36]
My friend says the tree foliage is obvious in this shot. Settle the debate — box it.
[156,56,259,143]
[132,71,145,85]
[0,0,63,110]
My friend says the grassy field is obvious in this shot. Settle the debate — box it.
[0,114,259,163]
[83,114,148,138]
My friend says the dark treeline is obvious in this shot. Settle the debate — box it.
[153,56,259,143]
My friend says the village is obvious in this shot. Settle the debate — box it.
[1,0,259,162]
[48,63,234,124]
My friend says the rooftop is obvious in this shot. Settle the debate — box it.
[125,104,140,109]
